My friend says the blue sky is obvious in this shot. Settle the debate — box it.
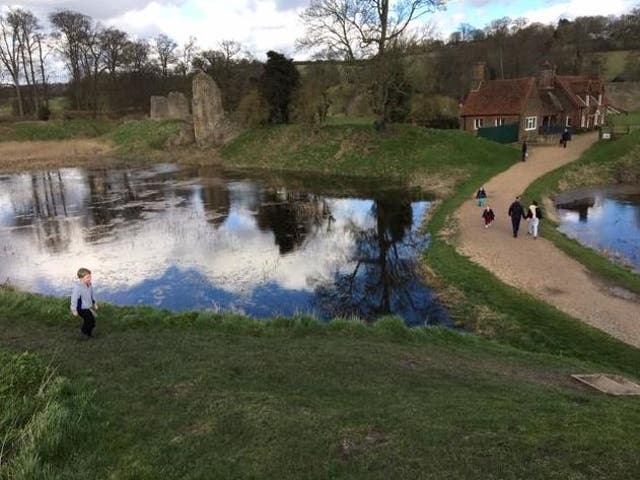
[3,0,637,59]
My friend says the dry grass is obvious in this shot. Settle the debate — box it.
[0,140,113,172]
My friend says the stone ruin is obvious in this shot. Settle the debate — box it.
[149,73,238,148]
[191,71,238,147]
[150,91,190,121]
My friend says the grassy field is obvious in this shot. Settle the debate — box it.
[221,124,517,196]
[1,290,640,479]
[3,123,640,478]
[106,118,184,156]
[609,111,640,126]
[0,119,115,142]
[523,131,640,294]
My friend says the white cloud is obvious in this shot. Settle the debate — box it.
[105,0,307,59]
[521,0,636,25]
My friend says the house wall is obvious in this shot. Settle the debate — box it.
[521,94,544,142]
[460,115,520,134]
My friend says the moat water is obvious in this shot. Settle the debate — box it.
[0,165,450,326]
[555,186,640,271]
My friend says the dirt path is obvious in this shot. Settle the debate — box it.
[455,132,640,348]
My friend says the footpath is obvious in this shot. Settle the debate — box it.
[455,132,640,348]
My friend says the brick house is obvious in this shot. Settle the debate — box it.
[459,61,607,142]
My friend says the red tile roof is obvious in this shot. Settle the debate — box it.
[460,78,535,116]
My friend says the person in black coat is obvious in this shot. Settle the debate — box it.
[507,196,526,237]
[521,141,528,161]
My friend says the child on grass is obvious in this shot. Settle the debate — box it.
[482,205,495,228]
[70,267,98,338]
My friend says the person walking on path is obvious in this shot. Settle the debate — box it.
[561,128,570,148]
[507,196,526,238]
[521,141,528,162]
[526,200,543,239]
[70,267,98,338]
[482,205,495,228]
[476,186,487,207]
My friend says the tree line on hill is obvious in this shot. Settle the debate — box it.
[1,2,639,127]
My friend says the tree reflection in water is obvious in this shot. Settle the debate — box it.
[316,197,447,326]
[0,166,450,325]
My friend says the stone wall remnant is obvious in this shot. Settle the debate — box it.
[150,96,169,119]
[191,71,238,147]
[167,91,190,120]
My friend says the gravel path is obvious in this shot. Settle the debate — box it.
[455,132,640,348]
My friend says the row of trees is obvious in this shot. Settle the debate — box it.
[2,2,640,126]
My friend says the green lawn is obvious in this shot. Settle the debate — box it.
[1,291,639,479]
[609,111,640,127]
[0,119,115,142]
[3,123,640,479]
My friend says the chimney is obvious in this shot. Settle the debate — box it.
[538,60,555,90]
[471,62,486,91]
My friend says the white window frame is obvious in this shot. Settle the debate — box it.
[525,116,537,131]
[474,118,484,130]
[495,118,505,126]
[566,116,572,127]
[581,114,586,128]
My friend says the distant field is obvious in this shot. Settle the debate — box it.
[609,111,640,126]
[593,50,633,81]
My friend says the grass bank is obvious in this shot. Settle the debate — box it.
[220,124,517,196]
[522,131,640,294]
[0,349,94,478]
[1,289,640,479]
[106,119,184,157]
[0,119,114,142]
[3,124,640,478]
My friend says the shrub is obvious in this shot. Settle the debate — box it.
[37,104,52,121]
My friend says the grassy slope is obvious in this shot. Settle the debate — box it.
[0,119,114,142]
[220,124,515,194]
[1,291,639,480]
[2,124,640,478]
[523,131,640,295]
[0,118,183,157]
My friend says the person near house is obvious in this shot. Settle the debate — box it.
[70,267,98,338]
[525,200,543,239]
[561,128,570,148]
[507,196,526,238]
[521,141,528,161]
[482,205,495,228]
[476,187,487,207]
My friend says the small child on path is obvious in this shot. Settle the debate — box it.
[476,186,487,207]
[70,267,98,338]
[482,205,495,228]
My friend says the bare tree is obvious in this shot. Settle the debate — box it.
[50,10,92,109]
[297,0,447,60]
[0,12,25,116]
[175,35,198,76]
[485,16,511,79]
[297,0,447,125]
[101,27,128,77]
[154,33,177,76]
[124,39,150,73]
[79,23,106,115]
[8,9,42,112]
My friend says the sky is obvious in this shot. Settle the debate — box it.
[1,0,637,60]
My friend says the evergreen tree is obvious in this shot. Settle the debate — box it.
[260,50,300,124]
